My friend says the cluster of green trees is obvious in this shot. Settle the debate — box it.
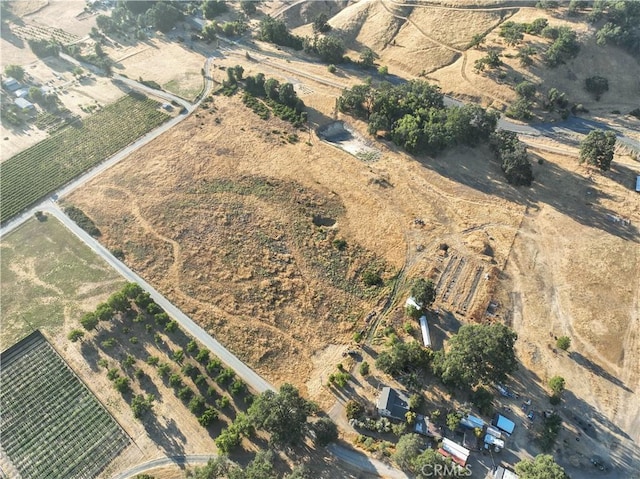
[96,0,184,35]
[474,50,503,72]
[490,130,533,186]
[203,0,228,19]
[338,81,499,156]
[542,25,580,67]
[506,81,537,121]
[499,18,549,46]
[27,38,60,58]
[257,15,346,64]
[516,454,568,479]
[589,0,640,55]
[393,434,464,476]
[376,339,433,377]
[258,16,303,50]
[64,205,101,237]
[228,70,306,127]
[188,450,311,479]
[303,35,346,64]
[214,383,333,453]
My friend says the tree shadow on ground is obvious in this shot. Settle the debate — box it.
[143,416,187,457]
[79,340,101,372]
[417,144,639,242]
[568,351,633,393]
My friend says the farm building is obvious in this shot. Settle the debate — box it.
[493,414,516,435]
[419,316,432,348]
[414,414,442,438]
[439,438,470,467]
[14,98,35,112]
[460,414,485,429]
[494,466,519,479]
[376,386,409,421]
[2,77,20,92]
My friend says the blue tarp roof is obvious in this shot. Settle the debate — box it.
[495,414,515,434]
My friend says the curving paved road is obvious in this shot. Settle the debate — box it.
[110,455,216,479]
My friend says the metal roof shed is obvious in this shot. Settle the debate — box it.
[494,414,516,435]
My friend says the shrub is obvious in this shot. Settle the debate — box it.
[178,386,194,402]
[230,379,246,395]
[362,269,383,286]
[313,418,338,446]
[113,376,130,393]
[189,395,206,415]
[196,348,210,364]
[359,361,370,376]
[346,400,365,420]
[328,64,337,74]
[186,340,198,353]
[198,406,219,427]
[585,76,609,100]
[67,329,85,342]
[556,336,571,350]
[131,394,154,419]
[216,367,235,385]
[169,373,183,388]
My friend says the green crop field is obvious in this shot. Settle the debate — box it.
[0,92,170,223]
[0,331,130,479]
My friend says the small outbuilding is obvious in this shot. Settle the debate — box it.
[419,316,432,348]
[493,414,516,435]
[414,414,442,438]
[460,414,485,429]
[635,175,640,192]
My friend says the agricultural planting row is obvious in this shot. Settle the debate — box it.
[0,92,169,223]
[0,331,129,479]
[73,283,253,434]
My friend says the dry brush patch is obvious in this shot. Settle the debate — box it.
[66,93,528,402]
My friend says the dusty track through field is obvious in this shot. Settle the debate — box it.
[378,0,512,106]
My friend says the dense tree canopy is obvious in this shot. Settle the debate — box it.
[410,278,437,308]
[393,433,424,471]
[248,383,316,445]
[579,129,616,171]
[490,130,533,186]
[515,454,568,479]
[433,323,518,389]
[585,75,609,100]
[4,64,24,81]
[338,81,498,156]
[304,35,345,64]
[258,16,303,50]
[376,340,432,377]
